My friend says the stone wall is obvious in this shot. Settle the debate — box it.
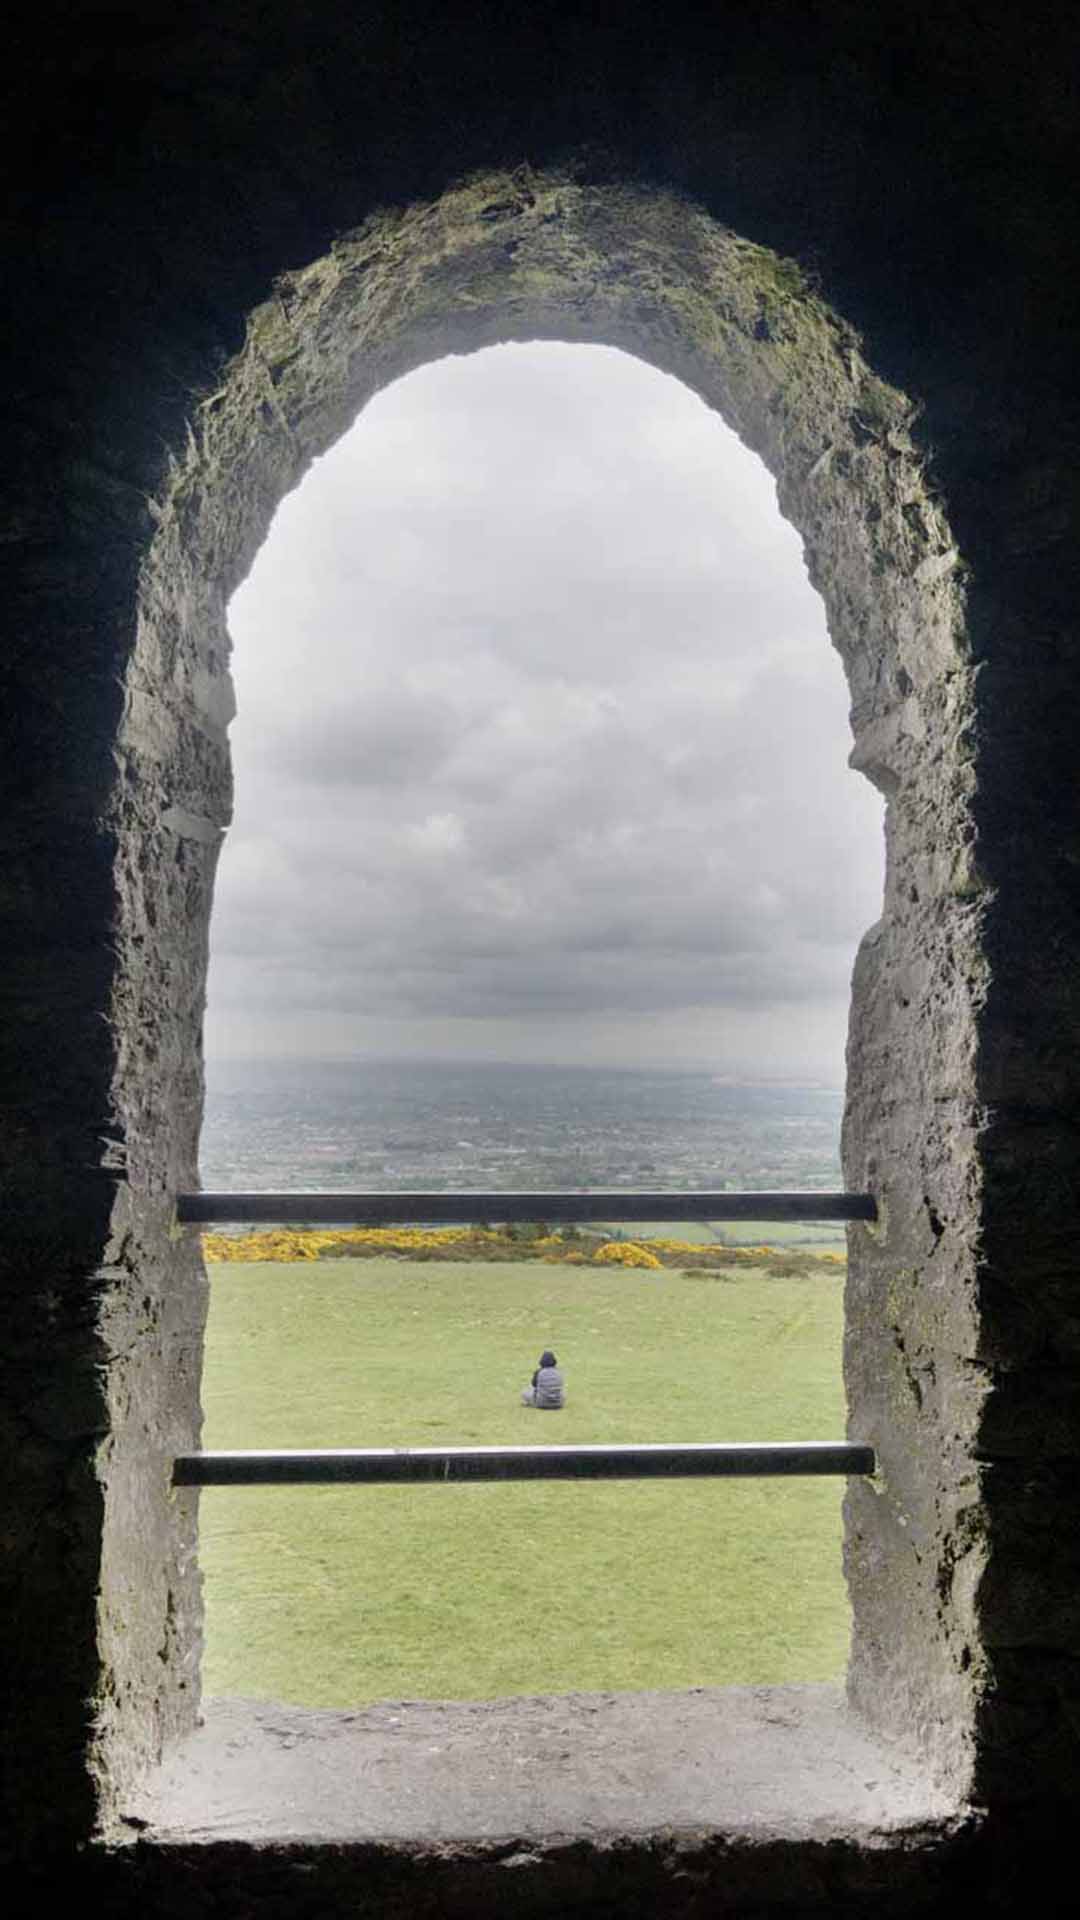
[3,0,1079,1904]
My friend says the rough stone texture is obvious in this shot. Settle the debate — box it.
[128,1688,954,1841]
[8,1699,1064,1918]
[143,171,978,1816]
[5,1824,992,1920]
[3,1,1080,1909]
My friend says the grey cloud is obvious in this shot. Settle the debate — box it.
[207,342,882,1073]
[268,688,461,788]
[212,939,855,1024]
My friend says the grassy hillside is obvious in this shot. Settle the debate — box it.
[199,1257,849,1704]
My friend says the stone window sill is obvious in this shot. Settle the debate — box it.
[126,1683,958,1847]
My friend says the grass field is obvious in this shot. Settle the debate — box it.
[200,1257,849,1705]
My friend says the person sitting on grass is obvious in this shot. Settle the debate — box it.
[521,1348,565,1409]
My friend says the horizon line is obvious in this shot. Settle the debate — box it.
[205,1052,845,1090]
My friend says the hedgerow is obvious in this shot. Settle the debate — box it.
[199,1223,845,1275]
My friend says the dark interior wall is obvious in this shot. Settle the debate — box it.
[3,0,1080,1900]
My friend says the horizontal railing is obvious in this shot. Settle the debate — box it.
[176,1187,875,1491]
[178,1189,876,1226]
[174,1441,876,1486]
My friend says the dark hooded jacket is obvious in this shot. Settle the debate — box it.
[531,1349,565,1408]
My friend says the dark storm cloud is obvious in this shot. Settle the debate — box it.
[206,344,883,1074]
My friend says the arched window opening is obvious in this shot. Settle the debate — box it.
[99,176,978,1843]
[195,341,883,1710]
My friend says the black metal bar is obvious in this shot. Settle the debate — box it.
[177,1190,876,1226]
[173,1441,875,1487]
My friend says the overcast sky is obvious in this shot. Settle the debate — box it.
[204,343,883,1082]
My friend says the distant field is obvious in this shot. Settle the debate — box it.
[711,1219,849,1254]
[608,1219,850,1255]
[200,1258,849,1705]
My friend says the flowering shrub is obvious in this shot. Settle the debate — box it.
[592,1240,663,1270]
[201,1224,505,1263]
[647,1237,774,1259]
[203,1229,321,1262]
[199,1223,845,1273]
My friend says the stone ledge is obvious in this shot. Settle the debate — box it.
[126,1684,957,1848]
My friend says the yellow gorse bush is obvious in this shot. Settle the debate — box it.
[200,1224,846,1270]
[592,1240,663,1270]
[648,1237,773,1258]
[647,1238,845,1265]
[201,1224,505,1263]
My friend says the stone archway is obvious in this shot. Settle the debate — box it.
[100,168,978,1822]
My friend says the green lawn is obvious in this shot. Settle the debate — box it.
[199,1258,849,1705]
